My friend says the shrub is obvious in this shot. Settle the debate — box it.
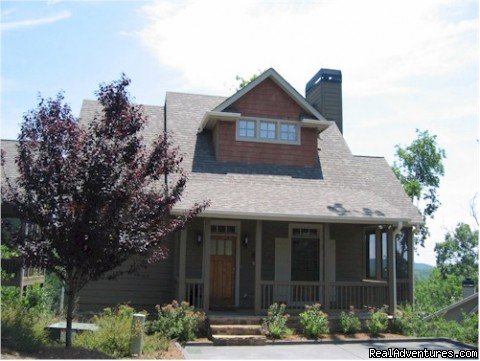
[143,333,171,357]
[339,306,361,334]
[262,303,293,339]
[74,305,138,358]
[1,286,54,352]
[145,300,205,342]
[366,307,389,337]
[299,303,329,339]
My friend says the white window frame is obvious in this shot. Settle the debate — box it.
[236,117,300,145]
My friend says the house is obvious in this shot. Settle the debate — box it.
[1,149,46,293]
[1,68,423,315]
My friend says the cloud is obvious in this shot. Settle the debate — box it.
[137,0,477,96]
[1,10,71,31]
[136,0,478,265]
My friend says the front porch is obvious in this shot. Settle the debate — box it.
[175,218,413,314]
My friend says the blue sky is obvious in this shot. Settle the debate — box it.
[1,0,478,265]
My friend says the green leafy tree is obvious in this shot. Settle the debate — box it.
[414,268,462,313]
[393,129,446,247]
[435,223,478,282]
[235,70,265,90]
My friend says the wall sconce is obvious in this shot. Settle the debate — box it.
[196,233,203,244]
[243,234,249,247]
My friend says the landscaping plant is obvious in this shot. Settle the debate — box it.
[339,306,361,334]
[74,305,151,357]
[146,300,205,342]
[262,303,293,339]
[299,303,329,339]
[366,306,389,337]
[1,285,55,353]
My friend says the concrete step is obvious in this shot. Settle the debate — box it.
[210,324,263,335]
[211,334,267,346]
[208,316,263,325]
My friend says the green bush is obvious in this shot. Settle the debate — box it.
[339,307,361,334]
[299,303,329,339]
[145,300,205,342]
[262,303,293,339]
[366,307,389,337]
[1,286,54,352]
[143,333,170,357]
[73,305,138,358]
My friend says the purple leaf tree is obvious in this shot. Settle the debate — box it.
[2,75,209,347]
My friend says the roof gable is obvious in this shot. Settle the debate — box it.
[213,68,327,121]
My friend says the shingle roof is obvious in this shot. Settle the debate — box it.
[164,91,423,225]
[1,91,423,226]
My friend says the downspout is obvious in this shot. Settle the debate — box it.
[389,221,403,315]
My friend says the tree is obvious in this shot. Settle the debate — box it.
[235,69,265,90]
[435,223,478,282]
[414,268,462,313]
[393,129,446,247]
[1,75,208,347]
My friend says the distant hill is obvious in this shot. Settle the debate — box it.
[414,263,435,280]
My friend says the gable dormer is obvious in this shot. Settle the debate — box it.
[198,69,330,167]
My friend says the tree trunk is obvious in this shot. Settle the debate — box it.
[65,288,75,347]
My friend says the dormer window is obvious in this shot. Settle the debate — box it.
[280,123,297,141]
[259,121,276,139]
[238,120,256,138]
[236,117,299,145]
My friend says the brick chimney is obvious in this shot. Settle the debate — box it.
[305,68,343,133]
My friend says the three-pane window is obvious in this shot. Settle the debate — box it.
[237,119,298,143]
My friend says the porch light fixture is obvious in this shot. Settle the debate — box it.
[196,233,203,244]
[243,234,249,246]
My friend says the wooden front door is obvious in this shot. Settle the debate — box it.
[210,234,236,307]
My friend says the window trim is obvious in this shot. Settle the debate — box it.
[236,117,301,145]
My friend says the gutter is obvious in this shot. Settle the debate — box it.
[171,208,411,225]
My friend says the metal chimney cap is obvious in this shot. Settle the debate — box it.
[306,68,342,94]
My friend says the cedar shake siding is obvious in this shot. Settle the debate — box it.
[213,121,318,167]
[229,78,305,120]
[212,77,319,167]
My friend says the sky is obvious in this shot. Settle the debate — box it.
[1,0,478,266]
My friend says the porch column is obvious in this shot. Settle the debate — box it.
[178,229,187,302]
[407,227,414,304]
[323,224,331,311]
[388,226,399,315]
[202,219,211,312]
[254,220,262,314]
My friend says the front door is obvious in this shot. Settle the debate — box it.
[210,233,236,307]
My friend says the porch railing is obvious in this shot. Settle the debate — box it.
[329,281,389,310]
[260,280,392,311]
[260,281,325,310]
[185,278,203,309]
